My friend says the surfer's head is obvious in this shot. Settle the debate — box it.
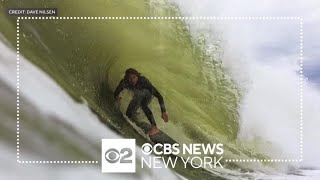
[125,68,140,86]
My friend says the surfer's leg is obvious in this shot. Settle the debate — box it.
[142,103,159,136]
[141,91,159,136]
[140,90,156,125]
[126,92,143,119]
[141,104,156,126]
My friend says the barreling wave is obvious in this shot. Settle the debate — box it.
[0,0,272,176]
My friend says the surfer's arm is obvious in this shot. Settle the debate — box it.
[113,79,126,98]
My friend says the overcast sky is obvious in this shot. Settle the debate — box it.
[174,0,320,86]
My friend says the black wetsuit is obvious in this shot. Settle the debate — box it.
[113,76,166,126]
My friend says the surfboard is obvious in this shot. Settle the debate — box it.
[122,114,177,145]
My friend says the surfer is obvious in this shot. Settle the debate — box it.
[114,68,169,136]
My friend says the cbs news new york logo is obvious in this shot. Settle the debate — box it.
[101,139,136,173]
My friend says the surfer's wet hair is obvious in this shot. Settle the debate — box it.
[124,68,141,79]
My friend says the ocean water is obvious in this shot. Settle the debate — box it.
[1,0,320,179]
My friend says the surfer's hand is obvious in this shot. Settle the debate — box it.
[161,112,169,122]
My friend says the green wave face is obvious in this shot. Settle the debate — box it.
[1,0,244,161]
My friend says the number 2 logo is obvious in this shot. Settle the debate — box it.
[105,148,133,163]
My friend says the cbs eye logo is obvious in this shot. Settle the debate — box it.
[141,143,153,155]
[105,148,132,163]
[101,139,136,173]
